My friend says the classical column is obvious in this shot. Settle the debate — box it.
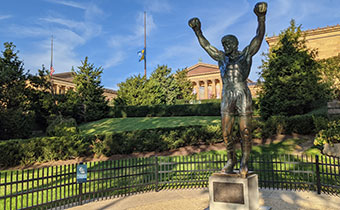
[212,79,216,99]
[219,81,223,98]
[194,81,199,100]
[204,80,208,99]
[56,85,60,95]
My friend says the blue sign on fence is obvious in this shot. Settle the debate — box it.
[77,164,87,183]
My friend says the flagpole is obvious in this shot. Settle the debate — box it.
[144,11,146,77]
[51,35,53,71]
[50,35,56,96]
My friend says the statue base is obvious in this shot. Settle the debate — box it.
[209,171,264,210]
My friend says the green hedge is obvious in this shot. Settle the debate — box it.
[314,119,340,146]
[260,112,329,139]
[175,99,222,104]
[109,103,221,118]
[0,135,91,167]
[0,125,222,168]
[46,117,79,137]
[109,98,262,118]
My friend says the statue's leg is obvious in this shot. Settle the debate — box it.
[221,113,236,173]
[239,114,252,178]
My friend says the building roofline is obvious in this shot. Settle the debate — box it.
[187,62,219,71]
[52,72,75,77]
[51,71,117,93]
[187,62,254,83]
[266,24,340,45]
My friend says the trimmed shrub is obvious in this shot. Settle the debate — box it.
[314,119,340,146]
[0,123,225,168]
[259,113,320,139]
[312,116,329,132]
[46,116,79,137]
[261,115,288,138]
[100,125,222,155]
[0,135,91,168]
[109,103,221,118]
[0,109,34,140]
[286,115,314,134]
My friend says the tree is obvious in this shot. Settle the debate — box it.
[0,42,32,139]
[114,65,194,106]
[146,65,176,105]
[258,20,330,120]
[318,55,340,100]
[114,74,148,106]
[27,66,58,130]
[72,57,108,122]
[173,68,195,102]
[0,42,28,109]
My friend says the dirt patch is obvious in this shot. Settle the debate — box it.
[5,134,315,171]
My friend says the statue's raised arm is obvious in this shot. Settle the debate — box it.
[247,2,267,56]
[188,17,224,61]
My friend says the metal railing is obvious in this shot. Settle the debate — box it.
[0,154,339,209]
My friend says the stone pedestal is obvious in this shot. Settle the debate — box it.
[209,172,259,210]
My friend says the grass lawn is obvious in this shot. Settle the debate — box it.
[80,116,220,135]
[195,138,322,156]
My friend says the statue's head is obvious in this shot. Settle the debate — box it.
[221,35,239,55]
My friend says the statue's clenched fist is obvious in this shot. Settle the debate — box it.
[188,17,201,31]
[254,2,267,17]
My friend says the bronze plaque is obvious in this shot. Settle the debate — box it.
[213,182,244,204]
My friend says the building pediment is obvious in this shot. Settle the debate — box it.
[187,63,220,76]
[187,63,253,83]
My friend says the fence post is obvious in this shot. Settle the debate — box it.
[155,156,159,192]
[315,155,321,194]
[79,183,83,205]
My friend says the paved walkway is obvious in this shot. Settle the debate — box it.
[67,189,340,210]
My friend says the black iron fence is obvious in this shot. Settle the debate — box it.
[0,154,339,209]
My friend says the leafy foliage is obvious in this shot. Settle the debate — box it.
[173,68,196,102]
[0,124,221,167]
[114,74,148,106]
[314,120,340,146]
[110,102,221,118]
[114,65,194,106]
[145,65,176,104]
[72,57,109,122]
[27,66,58,130]
[46,116,79,137]
[258,20,330,120]
[318,55,340,99]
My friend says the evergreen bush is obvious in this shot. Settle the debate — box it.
[46,116,79,137]
[110,103,221,118]
[314,120,340,146]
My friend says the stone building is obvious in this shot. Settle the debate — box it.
[51,72,117,101]
[187,63,259,100]
[266,24,340,59]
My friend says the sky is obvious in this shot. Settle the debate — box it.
[0,0,339,90]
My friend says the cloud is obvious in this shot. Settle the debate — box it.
[46,0,104,20]
[136,12,156,37]
[144,0,172,13]
[6,1,104,74]
[40,16,102,40]
[108,12,156,49]
[103,51,126,69]
[0,15,12,20]
[46,0,87,10]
